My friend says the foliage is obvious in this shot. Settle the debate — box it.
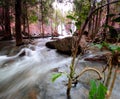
[52,6,67,30]
[40,0,55,24]
[94,42,108,49]
[24,0,54,24]
[73,0,90,28]
[89,80,107,99]
[52,73,62,82]
[103,13,120,39]
[29,15,38,23]
[28,9,38,23]
[66,14,81,29]
[24,0,38,5]
[112,16,120,22]
[108,44,120,52]
[102,24,118,38]
[66,0,90,36]
[0,0,3,6]
[94,42,120,52]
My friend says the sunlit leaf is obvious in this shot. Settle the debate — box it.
[89,80,107,99]
[89,80,97,99]
[52,73,62,82]
[96,83,107,99]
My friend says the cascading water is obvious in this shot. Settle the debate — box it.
[0,39,72,99]
[71,21,76,34]
[57,23,68,36]
[57,21,76,36]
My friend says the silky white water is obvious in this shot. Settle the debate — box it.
[0,38,72,99]
[0,38,119,99]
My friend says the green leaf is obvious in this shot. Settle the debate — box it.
[112,16,120,22]
[108,44,120,52]
[108,44,118,51]
[94,44,103,49]
[89,80,97,99]
[89,80,107,99]
[51,73,62,82]
[117,47,120,52]
[29,15,38,23]
[102,42,109,47]
[96,83,107,99]
[75,21,81,29]
[66,15,75,20]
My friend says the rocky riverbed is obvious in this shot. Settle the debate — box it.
[0,37,119,99]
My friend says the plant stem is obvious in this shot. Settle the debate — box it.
[73,67,103,82]
[105,57,113,87]
[67,51,77,96]
[109,66,118,98]
[66,0,120,96]
[67,78,72,96]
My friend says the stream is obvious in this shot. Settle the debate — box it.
[0,38,119,99]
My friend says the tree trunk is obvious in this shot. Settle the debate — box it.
[4,0,12,40]
[22,4,26,34]
[1,7,5,31]
[102,0,110,41]
[15,0,23,46]
[40,0,44,37]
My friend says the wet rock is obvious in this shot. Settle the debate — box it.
[84,52,111,63]
[46,41,57,49]
[84,54,108,63]
[46,36,82,55]
[18,51,26,57]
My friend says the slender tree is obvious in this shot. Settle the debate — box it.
[0,1,5,32]
[15,0,23,46]
[1,0,12,40]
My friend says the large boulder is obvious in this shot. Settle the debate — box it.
[46,37,82,55]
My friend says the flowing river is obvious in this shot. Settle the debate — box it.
[0,38,119,99]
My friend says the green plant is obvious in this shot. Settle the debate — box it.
[94,42,120,98]
[66,14,81,30]
[29,15,38,23]
[94,42,120,52]
[52,73,62,82]
[51,67,103,96]
[102,13,120,41]
[51,1,103,97]
[51,1,120,98]
[89,80,107,99]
